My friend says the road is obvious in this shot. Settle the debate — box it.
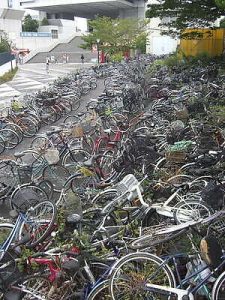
[0,62,94,104]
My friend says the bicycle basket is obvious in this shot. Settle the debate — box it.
[115,174,143,201]
[165,151,186,163]
[71,125,84,138]
[44,149,60,165]
[18,165,32,184]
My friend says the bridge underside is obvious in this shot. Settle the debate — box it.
[20,0,142,19]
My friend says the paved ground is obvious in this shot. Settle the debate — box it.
[0,62,94,104]
[0,62,104,218]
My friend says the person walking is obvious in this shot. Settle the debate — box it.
[81,54,84,64]
[46,56,50,74]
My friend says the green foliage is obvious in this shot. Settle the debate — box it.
[0,67,18,84]
[215,0,225,8]
[0,37,10,53]
[22,14,39,32]
[146,0,224,37]
[41,17,49,26]
[134,33,148,54]
[220,18,225,28]
[81,16,149,55]
[110,52,123,62]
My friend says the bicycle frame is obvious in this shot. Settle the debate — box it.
[145,252,225,300]
[0,213,33,260]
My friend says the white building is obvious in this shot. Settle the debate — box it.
[0,0,24,47]
[20,0,146,20]
[146,0,178,55]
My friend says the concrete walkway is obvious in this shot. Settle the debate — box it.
[0,62,94,104]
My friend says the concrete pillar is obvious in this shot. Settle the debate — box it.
[119,0,146,19]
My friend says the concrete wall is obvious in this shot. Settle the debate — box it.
[0,59,16,76]
[16,36,54,50]
[119,0,146,18]
[146,0,178,55]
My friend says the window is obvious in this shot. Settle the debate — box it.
[51,30,58,39]
[8,0,13,7]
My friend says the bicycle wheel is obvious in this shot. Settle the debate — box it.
[19,200,57,248]
[87,280,111,300]
[99,150,116,181]
[43,164,70,192]
[0,128,19,149]
[174,200,213,224]
[62,149,90,174]
[92,189,117,207]
[10,184,49,211]
[212,271,225,300]
[38,180,54,201]
[0,248,21,291]
[17,117,38,137]
[0,135,5,155]
[13,275,52,299]
[3,123,23,144]
[109,252,176,300]
[70,172,98,198]
[30,136,54,151]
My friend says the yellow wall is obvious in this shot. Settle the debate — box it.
[180,29,225,57]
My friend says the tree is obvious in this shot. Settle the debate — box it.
[41,17,49,26]
[215,0,225,9]
[146,0,224,38]
[22,14,39,32]
[81,16,148,55]
[0,33,11,53]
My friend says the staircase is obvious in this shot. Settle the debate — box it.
[27,36,97,63]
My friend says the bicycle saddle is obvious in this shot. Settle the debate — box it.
[83,156,95,167]
[66,213,82,224]
[14,152,25,158]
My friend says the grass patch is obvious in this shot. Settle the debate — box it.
[0,67,18,84]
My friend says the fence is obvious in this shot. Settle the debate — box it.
[180,28,225,57]
[0,52,14,67]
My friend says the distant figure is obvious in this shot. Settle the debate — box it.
[63,53,67,64]
[66,54,70,63]
[19,53,23,64]
[46,56,50,74]
[81,54,84,64]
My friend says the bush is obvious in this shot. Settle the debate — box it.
[111,52,123,62]
[0,67,18,84]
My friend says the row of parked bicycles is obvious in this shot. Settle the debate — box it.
[0,69,98,154]
[0,55,225,299]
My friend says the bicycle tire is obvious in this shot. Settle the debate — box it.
[0,128,19,149]
[10,184,49,211]
[0,135,5,155]
[62,149,90,174]
[129,227,188,250]
[173,200,213,224]
[17,117,38,138]
[19,200,57,248]
[42,164,70,192]
[3,123,23,144]
[30,135,54,151]
[212,270,225,300]
[91,189,118,207]
[87,280,110,300]
[109,252,176,300]
[63,114,81,124]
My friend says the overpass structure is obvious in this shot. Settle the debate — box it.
[20,0,146,20]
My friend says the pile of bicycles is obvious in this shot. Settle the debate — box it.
[1,55,225,299]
